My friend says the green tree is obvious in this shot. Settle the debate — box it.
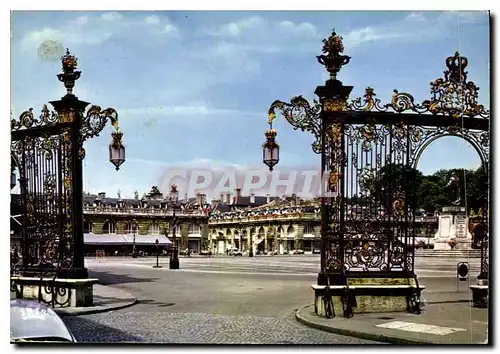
[372,163,424,211]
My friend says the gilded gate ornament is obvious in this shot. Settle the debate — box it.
[264,29,490,279]
[323,98,347,112]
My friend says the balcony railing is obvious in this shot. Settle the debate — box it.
[209,213,320,224]
[83,206,207,217]
[209,214,438,225]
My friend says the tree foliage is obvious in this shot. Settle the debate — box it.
[368,164,488,213]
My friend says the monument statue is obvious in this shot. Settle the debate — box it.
[446,173,462,206]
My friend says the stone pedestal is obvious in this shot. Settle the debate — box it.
[11,277,99,308]
[470,279,488,308]
[434,206,472,250]
[312,278,426,315]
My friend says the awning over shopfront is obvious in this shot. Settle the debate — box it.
[84,233,172,246]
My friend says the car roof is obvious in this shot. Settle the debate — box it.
[10,300,74,342]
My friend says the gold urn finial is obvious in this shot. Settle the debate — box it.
[316,29,351,80]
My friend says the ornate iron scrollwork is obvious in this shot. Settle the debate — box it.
[268,96,322,153]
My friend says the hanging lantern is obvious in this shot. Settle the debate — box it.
[109,129,125,171]
[262,129,279,171]
[11,171,16,189]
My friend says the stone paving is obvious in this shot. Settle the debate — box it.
[64,311,382,344]
[57,255,485,344]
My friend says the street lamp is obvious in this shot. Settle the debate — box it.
[109,130,125,171]
[131,222,137,258]
[153,238,162,268]
[168,185,180,270]
[262,128,279,172]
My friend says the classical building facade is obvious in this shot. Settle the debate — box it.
[208,192,322,255]
[82,186,210,255]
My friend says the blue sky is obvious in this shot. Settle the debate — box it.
[11,10,490,198]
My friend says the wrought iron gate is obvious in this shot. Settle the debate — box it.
[11,108,76,275]
[266,30,490,284]
[10,49,124,279]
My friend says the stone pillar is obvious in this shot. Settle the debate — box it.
[247,227,252,253]
[180,222,189,250]
[295,224,304,250]
[264,228,268,252]
[201,223,209,250]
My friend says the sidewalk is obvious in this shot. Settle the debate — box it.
[296,296,488,344]
[53,284,137,317]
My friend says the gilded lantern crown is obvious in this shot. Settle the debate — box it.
[445,51,468,83]
[110,130,123,148]
[265,129,277,139]
[316,29,351,80]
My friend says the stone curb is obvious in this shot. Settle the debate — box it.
[54,297,138,317]
[295,305,433,345]
[53,286,138,317]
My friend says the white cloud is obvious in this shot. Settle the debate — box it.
[343,11,488,49]
[118,104,259,119]
[75,15,90,26]
[18,12,179,52]
[101,12,123,22]
[209,16,264,37]
[163,23,179,36]
[276,21,318,37]
[206,16,319,41]
[144,15,161,25]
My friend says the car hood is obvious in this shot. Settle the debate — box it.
[10,299,75,342]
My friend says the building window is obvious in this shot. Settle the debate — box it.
[102,221,116,234]
[287,225,295,235]
[304,224,314,234]
[188,223,200,234]
[83,220,93,234]
[125,223,139,234]
[148,222,160,235]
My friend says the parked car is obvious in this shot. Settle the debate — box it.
[292,249,305,255]
[10,299,77,343]
[200,250,212,257]
[312,249,321,254]
[228,248,243,257]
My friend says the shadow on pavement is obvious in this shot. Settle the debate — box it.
[89,270,159,285]
[64,316,145,343]
[138,299,175,308]
[93,295,137,305]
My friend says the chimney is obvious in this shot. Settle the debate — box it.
[201,193,206,205]
[250,193,255,204]
[196,193,202,205]
[266,193,270,203]
[220,193,224,202]
[226,193,231,204]
[235,188,241,203]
